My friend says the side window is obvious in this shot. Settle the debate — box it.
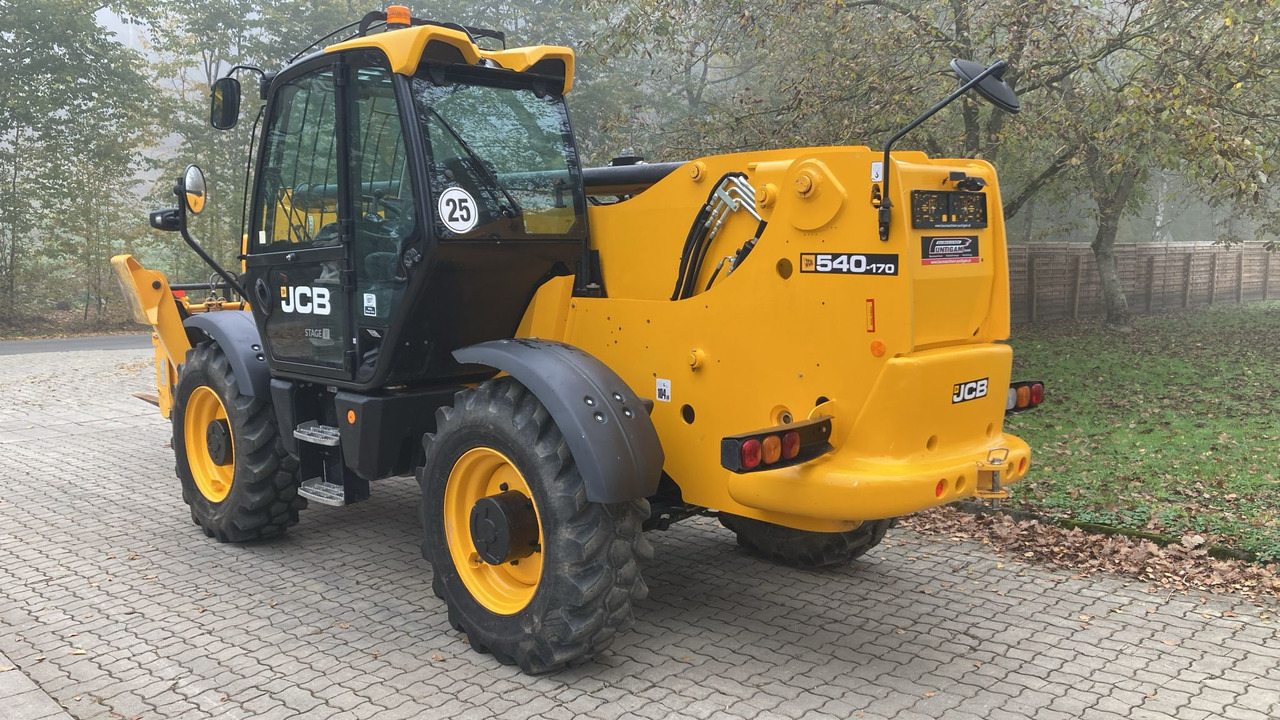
[351,66,415,326]
[253,71,340,252]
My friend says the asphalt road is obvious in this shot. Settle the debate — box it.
[0,334,151,356]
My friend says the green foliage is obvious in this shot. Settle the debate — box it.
[0,0,159,326]
[1008,303,1280,561]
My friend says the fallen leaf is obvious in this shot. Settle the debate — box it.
[431,654,443,662]
[0,666,13,672]
[1162,640,1178,646]
[924,692,936,698]
[1080,615,1093,622]
[70,649,86,656]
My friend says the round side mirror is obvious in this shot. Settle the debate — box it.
[182,165,207,216]
[951,59,1021,114]
[211,76,242,130]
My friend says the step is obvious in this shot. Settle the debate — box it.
[294,421,340,447]
[298,479,345,507]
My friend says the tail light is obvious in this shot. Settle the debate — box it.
[741,438,762,469]
[1006,380,1045,413]
[781,431,800,460]
[721,417,833,474]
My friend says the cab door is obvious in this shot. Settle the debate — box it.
[245,61,353,379]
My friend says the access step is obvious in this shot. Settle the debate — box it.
[294,421,340,446]
[298,478,346,506]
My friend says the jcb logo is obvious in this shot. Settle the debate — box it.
[952,378,988,404]
[279,286,331,315]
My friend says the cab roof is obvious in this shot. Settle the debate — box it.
[326,23,575,94]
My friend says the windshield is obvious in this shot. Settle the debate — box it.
[411,71,584,239]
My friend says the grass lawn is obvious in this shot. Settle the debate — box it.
[1005,301,1280,562]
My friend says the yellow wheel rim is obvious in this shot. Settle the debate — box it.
[184,386,234,503]
[444,447,543,615]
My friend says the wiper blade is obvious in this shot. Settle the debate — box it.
[425,107,523,218]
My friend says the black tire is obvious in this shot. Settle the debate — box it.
[719,514,895,569]
[172,341,304,543]
[417,377,652,674]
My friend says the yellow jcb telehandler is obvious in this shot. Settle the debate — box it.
[114,6,1043,673]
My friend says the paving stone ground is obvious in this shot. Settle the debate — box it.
[1,346,1278,720]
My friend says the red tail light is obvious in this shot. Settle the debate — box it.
[782,431,800,460]
[1006,380,1045,414]
[721,417,834,473]
[741,438,762,469]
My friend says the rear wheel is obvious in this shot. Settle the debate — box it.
[719,514,895,569]
[418,377,651,673]
[172,342,304,542]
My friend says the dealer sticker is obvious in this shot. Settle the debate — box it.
[922,236,980,265]
[800,253,898,276]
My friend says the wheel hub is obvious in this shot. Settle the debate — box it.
[205,418,232,466]
[470,490,539,565]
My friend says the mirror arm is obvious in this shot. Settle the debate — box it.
[177,203,248,300]
[878,59,1007,242]
[225,64,265,80]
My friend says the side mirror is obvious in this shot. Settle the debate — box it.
[211,76,241,130]
[181,165,207,216]
[951,59,1020,114]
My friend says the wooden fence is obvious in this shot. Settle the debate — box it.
[1008,242,1278,324]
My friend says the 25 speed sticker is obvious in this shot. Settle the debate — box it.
[800,253,899,276]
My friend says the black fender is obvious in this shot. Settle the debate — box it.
[453,339,663,503]
[183,312,270,398]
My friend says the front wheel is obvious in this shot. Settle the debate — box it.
[417,377,652,673]
[719,515,895,569]
[172,341,304,542]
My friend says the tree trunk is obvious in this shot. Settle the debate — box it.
[1091,167,1140,327]
[1151,170,1171,243]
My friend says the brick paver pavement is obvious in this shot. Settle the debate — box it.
[1,346,1277,720]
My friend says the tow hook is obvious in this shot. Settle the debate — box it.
[975,447,1010,500]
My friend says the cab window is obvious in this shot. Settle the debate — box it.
[350,65,416,327]
[411,70,585,239]
[253,71,341,252]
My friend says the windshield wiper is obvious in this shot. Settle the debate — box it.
[425,107,522,218]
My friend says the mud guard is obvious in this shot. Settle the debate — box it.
[453,339,664,503]
[183,312,270,398]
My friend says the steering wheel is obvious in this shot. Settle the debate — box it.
[361,191,403,224]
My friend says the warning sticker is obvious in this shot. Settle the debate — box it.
[921,236,980,265]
